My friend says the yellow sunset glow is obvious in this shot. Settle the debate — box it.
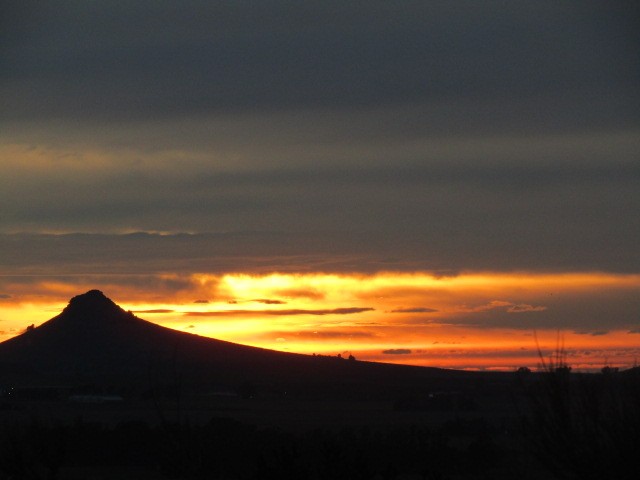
[1,271,639,371]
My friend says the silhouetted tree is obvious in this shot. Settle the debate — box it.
[524,363,640,479]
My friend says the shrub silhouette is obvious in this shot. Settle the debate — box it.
[523,364,640,479]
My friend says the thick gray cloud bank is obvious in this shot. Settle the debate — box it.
[1,1,639,273]
[2,1,638,124]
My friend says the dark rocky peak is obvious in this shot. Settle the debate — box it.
[58,290,133,324]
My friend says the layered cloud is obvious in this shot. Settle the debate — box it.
[0,271,638,370]
[457,301,547,314]
[264,330,378,340]
[1,2,638,370]
[389,307,438,314]
[1,2,638,276]
[3,2,638,124]
[1,230,639,277]
[184,307,373,317]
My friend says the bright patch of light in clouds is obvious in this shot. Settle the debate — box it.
[1,271,638,371]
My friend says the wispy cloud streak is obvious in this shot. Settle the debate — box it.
[185,307,374,317]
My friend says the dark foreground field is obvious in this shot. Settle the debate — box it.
[1,367,638,480]
[1,293,638,479]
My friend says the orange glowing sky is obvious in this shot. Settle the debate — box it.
[1,4,638,373]
[2,271,639,371]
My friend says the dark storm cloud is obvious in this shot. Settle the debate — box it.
[1,1,639,278]
[2,1,638,128]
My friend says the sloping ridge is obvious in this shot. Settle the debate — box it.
[0,290,464,392]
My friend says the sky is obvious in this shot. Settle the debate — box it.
[1,1,639,371]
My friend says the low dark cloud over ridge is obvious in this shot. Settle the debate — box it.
[1,232,637,275]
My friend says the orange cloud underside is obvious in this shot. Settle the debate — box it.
[1,272,639,371]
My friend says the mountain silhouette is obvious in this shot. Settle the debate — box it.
[0,290,468,396]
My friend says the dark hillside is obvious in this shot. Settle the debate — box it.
[0,291,478,398]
